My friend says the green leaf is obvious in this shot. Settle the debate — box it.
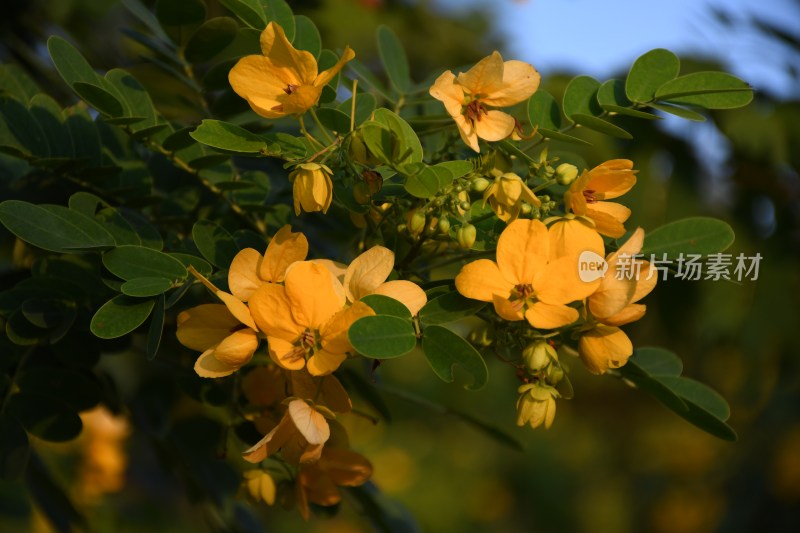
[360,122,395,165]
[292,15,321,59]
[630,347,683,376]
[527,90,562,130]
[170,253,213,277]
[376,25,411,94]
[147,294,166,360]
[190,119,268,154]
[562,75,602,119]
[655,72,753,109]
[435,160,473,180]
[419,291,486,326]
[263,0,295,41]
[347,58,394,104]
[315,107,351,134]
[73,82,125,117]
[0,414,29,480]
[121,277,174,297]
[656,376,730,421]
[121,0,172,42]
[26,453,86,530]
[338,92,377,127]
[218,0,265,29]
[192,219,240,269]
[7,393,82,442]
[372,108,423,166]
[17,368,103,412]
[650,102,706,121]
[29,94,72,158]
[0,201,114,253]
[185,17,239,63]
[626,48,680,103]
[47,36,104,87]
[0,64,40,104]
[348,315,417,359]
[572,114,632,139]
[421,325,488,390]
[360,294,411,318]
[103,246,188,281]
[0,96,49,157]
[597,78,660,119]
[641,217,735,258]
[620,361,689,415]
[90,295,156,339]
[403,166,441,199]
[155,0,206,27]
[96,207,142,246]
[119,208,163,250]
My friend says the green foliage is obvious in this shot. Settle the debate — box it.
[421,325,488,390]
[348,315,417,359]
[641,217,735,257]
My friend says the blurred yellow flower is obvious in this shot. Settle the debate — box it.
[249,261,374,375]
[290,163,334,216]
[579,228,656,374]
[516,382,558,429]
[455,219,598,329]
[243,470,277,505]
[430,51,540,152]
[243,399,330,465]
[343,245,427,315]
[564,159,637,238]
[229,22,354,118]
[296,447,373,520]
[483,172,541,222]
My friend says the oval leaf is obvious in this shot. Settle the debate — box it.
[562,75,602,119]
[121,277,174,297]
[348,315,417,359]
[422,325,488,390]
[185,17,239,63]
[641,217,734,258]
[90,295,156,339]
[376,24,411,93]
[654,71,753,109]
[626,48,680,103]
[103,245,188,281]
[190,120,268,154]
[192,219,240,269]
[419,291,486,326]
[360,294,411,319]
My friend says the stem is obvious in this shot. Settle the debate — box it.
[299,116,325,150]
[350,79,358,132]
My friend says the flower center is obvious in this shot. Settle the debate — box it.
[583,189,598,204]
[284,329,320,364]
[464,100,488,125]
[283,83,299,95]
[510,283,537,313]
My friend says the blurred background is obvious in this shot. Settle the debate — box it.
[1,0,799,531]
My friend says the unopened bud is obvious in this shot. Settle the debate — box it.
[457,224,476,249]
[522,341,557,371]
[521,203,532,215]
[555,163,579,186]
[471,177,490,193]
[437,216,451,234]
[348,132,368,164]
[547,365,565,385]
[407,209,426,236]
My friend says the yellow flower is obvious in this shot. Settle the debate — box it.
[547,216,604,260]
[243,399,330,465]
[564,159,638,238]
[228,224,309,301]
[430,51,540,152]
[296,447,373,520]
[516,383,558,429]
[455,219,598,329]
[290,163,333,216]
[579,228,657,374]
[249,261,374,375]
[482,172,541,222]
[229,22,355,118]
[243,470,277,505]
[343,245,427,315]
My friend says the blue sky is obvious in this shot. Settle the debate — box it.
[433,0,799,99]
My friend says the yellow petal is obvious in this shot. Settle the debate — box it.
[285,261,345,329]
[497,175,523,205]
[260,224,309,283]
[228,55,288,119]
[307,349,347,376]
[481,59,541,107]
[524,302,578,329]
[243,415,294,463]
[228,248,263,302]
[603,303,647,327]
[312,259,348,285]
[497,219,549,285]
[578,325,633,374]
[194,348,238,378]
[177,304,238,351]
[249,283,305,341]
[565,170,591,215]
[456,51,504,96]
[320,301,375,355]
[281,85,324,116]
[291,371,352,413]
[213,328,259,368]
[288,399,330,445]
[589,274,636,320]
[492,294,524,321]
[259,22,317,84]
[429,70,465,118]
[632,261,657,302]
[344,246,394,302]
[455,259,514,302]
[607,227,644,266]
[586,202,631,238]
[267,336,306,371]
[217,290,258,331]
[474,110,516,142]
[373,280,427,316]
[314,47,355,87]
[548,218,604,260]
[586,159,636,199]
[453,113,480,152]
[535,255,600,304]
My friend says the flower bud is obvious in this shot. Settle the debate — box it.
[456,224,476,249]
[348,132,368,164]
[516,383,558,429]
[468,323,495,347]
[437,216,451,234]
[522,341,557,371]
[555,163,579,186]
[289,163,333,216]
[407,209,426,236]
[353,181,371,205]
[471,177,490,193]
[547,365,564,385]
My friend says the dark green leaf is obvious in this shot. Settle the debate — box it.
[0,414,29,480]
[403,166,441,199]
[419,291,486,326]
[190,119,268,154]
[348,315,417,359]
[7,393,83,442]
[5,311,50,346]
[626,48,680,103]
[527,90,562,130]
[347,58,394,104]
[185,17,239,63]
[121,277,174,297]
[90,295,155,339]
[655,71,753,109]
[376,25,411,93]
[0,64,40,104]
[641,217,735,257]
[73,82,125,117]
[192,219,240,268]
[119,208,163,250]
[572,114,632,139]
[656,376,731,421]
[29,94,72,158]
[630,347,683,376]
[0,96,48,157]
[166,278,194,309]
[650,102,706,122]
[147,294,166,360]
[155,0,206,27]
[360,294,411,318]
[96,207,142,246]
[315,107,351,134]
[104,69,158,128]
[170,253,213,277]
[103,245,188,281]
[218,0,265,29]
[421,325,487,390]
[121,0,172,42]
[562,75,602,119]
[338,92,377,127]
[263,0,295,40]
[292,15,321,59]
